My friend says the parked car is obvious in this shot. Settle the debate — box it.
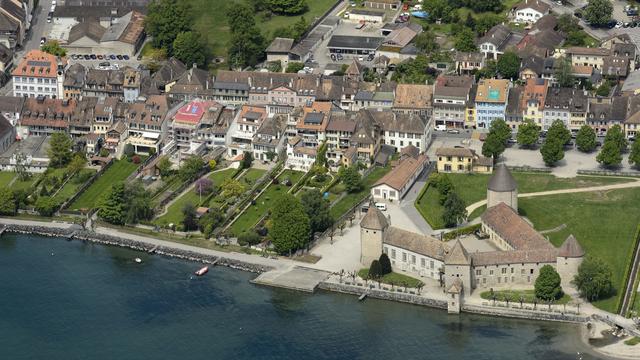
[40,37,46,45]
[375,203,387,211]
[447,129,460,134]
[70,54,77,60]
[116,55,123,60]
[90,54,97,60]
[436,124,447,131]
[109,54,116,60]
[123,55,130,60]
[83,54,91,60]
[97,54,103,60]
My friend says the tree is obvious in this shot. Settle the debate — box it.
[555,57,575,87]
[98,182,127,225]
[516,119,540,148]
[422,0,452,22]
[227,4,266,68]
[597,140,622,167]
[547,119,571,146]
[442,191,467,227]
[475,13,502,35]
[238,230,262,246]
[496,51,520,80]
[172,31,206,68]
[208,159,217,170]
[557,13,582,33]
[199,211,225,238]
[41,40,66,57]
[285,62,305,73]
[464,0,502,12]
[123,144,135,158]
[221,178,245,198]
[157,156,173,177]
[145,0,192,54]
[0,188,16,215]
[266,60,282,73]
[604,124,627,152]
[125,181,154,224]
[629,139,640,168]
[541,138,565,166]
[194,178,213,197]
[454,27,477,52]
[266,150,277,161]
[182,203,198,231]
[67,153,86,175]
[573,256,613,301]
[47,132,73,168]
[35,196,59,216]
[428,172,454,204]
[534,265,563,301]
[369,260,382,279]
[477,59,497,79]
[584,0,613,27]
[292,16,309,40]
[390,55,432,84]
[576,125,597,152]
[482,119,511,160]
[266,0,307,15]
[340,166,362,193]
[301,189,333,235]
[241,151,253,170]
[269,194,311,254]
[464,13,476,30]
[596,81,611,97]
[179,156,205,182]
[414,31,439,53]
[379,253,392,275]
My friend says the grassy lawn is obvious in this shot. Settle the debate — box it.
[155,168,237,226]
[69,160,140,210]
[229,169,304,236]
[625,337,640,346]
[0,171,16,186]
[51,169,96,204]
[184,0,336,57]
[415,172,635,229]
[237,168,266,187]
[519,188,640,312]
[329,166,391,220]
[480,289,572,305]
[358,268,423,288]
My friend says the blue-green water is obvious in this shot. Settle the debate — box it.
[0,234,603,360]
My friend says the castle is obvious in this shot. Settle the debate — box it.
[360,164,585,313]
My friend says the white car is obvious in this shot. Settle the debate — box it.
[52,0,56,4]
[375,203,387,211]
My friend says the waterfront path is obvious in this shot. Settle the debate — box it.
[465,178,640,214]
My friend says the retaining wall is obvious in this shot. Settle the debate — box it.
[319,281,448,309]
[462,304,590,323]
[2,224,272,274]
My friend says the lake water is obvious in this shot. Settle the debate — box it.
[0,234,603,359]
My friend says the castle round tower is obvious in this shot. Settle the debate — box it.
[486,164,518,211]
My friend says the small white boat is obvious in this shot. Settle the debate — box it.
[135,258,142,263]
[195,266,209,276]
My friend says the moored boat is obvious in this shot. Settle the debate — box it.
[195,266,209,276]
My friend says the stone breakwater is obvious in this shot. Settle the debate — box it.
[2,224,272,274]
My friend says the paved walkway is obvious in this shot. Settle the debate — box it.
[466,178,640,214]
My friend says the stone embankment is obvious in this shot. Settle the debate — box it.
[2,224,272,274]
[319,280,448,309]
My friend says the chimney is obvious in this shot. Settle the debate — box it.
[248,76,252,87]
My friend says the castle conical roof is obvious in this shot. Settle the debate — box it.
[488,164,517,192]
[360,206,389,230]
[558,234,585,258]
[445,240,471,265]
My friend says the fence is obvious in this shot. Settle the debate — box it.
[507,165,552,173]
[126,152,159,183]
[577,169,640,177]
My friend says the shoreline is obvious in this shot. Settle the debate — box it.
[1,220,639,359]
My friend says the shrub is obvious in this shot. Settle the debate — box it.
[238,231,262,246]
[534,265,563,301]
[573,256,613,301]
[132,155,141,164]
[369,260,382,279]
[379,253,392,275]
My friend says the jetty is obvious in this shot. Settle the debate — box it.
[148,245,159,254]
[358,293,367,301]
[251,266,331,293]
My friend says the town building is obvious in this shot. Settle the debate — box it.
[12,50,65,99]
[521,78,548,127]
[543,87,589,131]
[392,83,432,117]
[0,113,15,154]
[511,0,550,24]
[171,100,221,151]
[474,79,510,129]
[477,25,523,60]
[435,147,493,174]
[433,75,474,129]
[0,0,30,49]
[363,0,400,10]
[327,35,383,59]
[227,105,268,158]
[454,52,484,74]
[371,150,427,202]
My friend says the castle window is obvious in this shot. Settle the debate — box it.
[402,253,407,261]
[411,255,416,265]
[391,249,396,259]
[430,261,434,269]
[476,269,482,275]
[421,258,426,268]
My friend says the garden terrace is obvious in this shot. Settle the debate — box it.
[68,160,141,210]
[480,289,572,305]
[51,169,96,204]
[329,165,391,220]
[229,169,305,236]
[154,168,238,226]
[415,172,635,229]
[358,268,423,288]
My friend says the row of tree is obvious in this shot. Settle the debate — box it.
[428,173,467,227]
